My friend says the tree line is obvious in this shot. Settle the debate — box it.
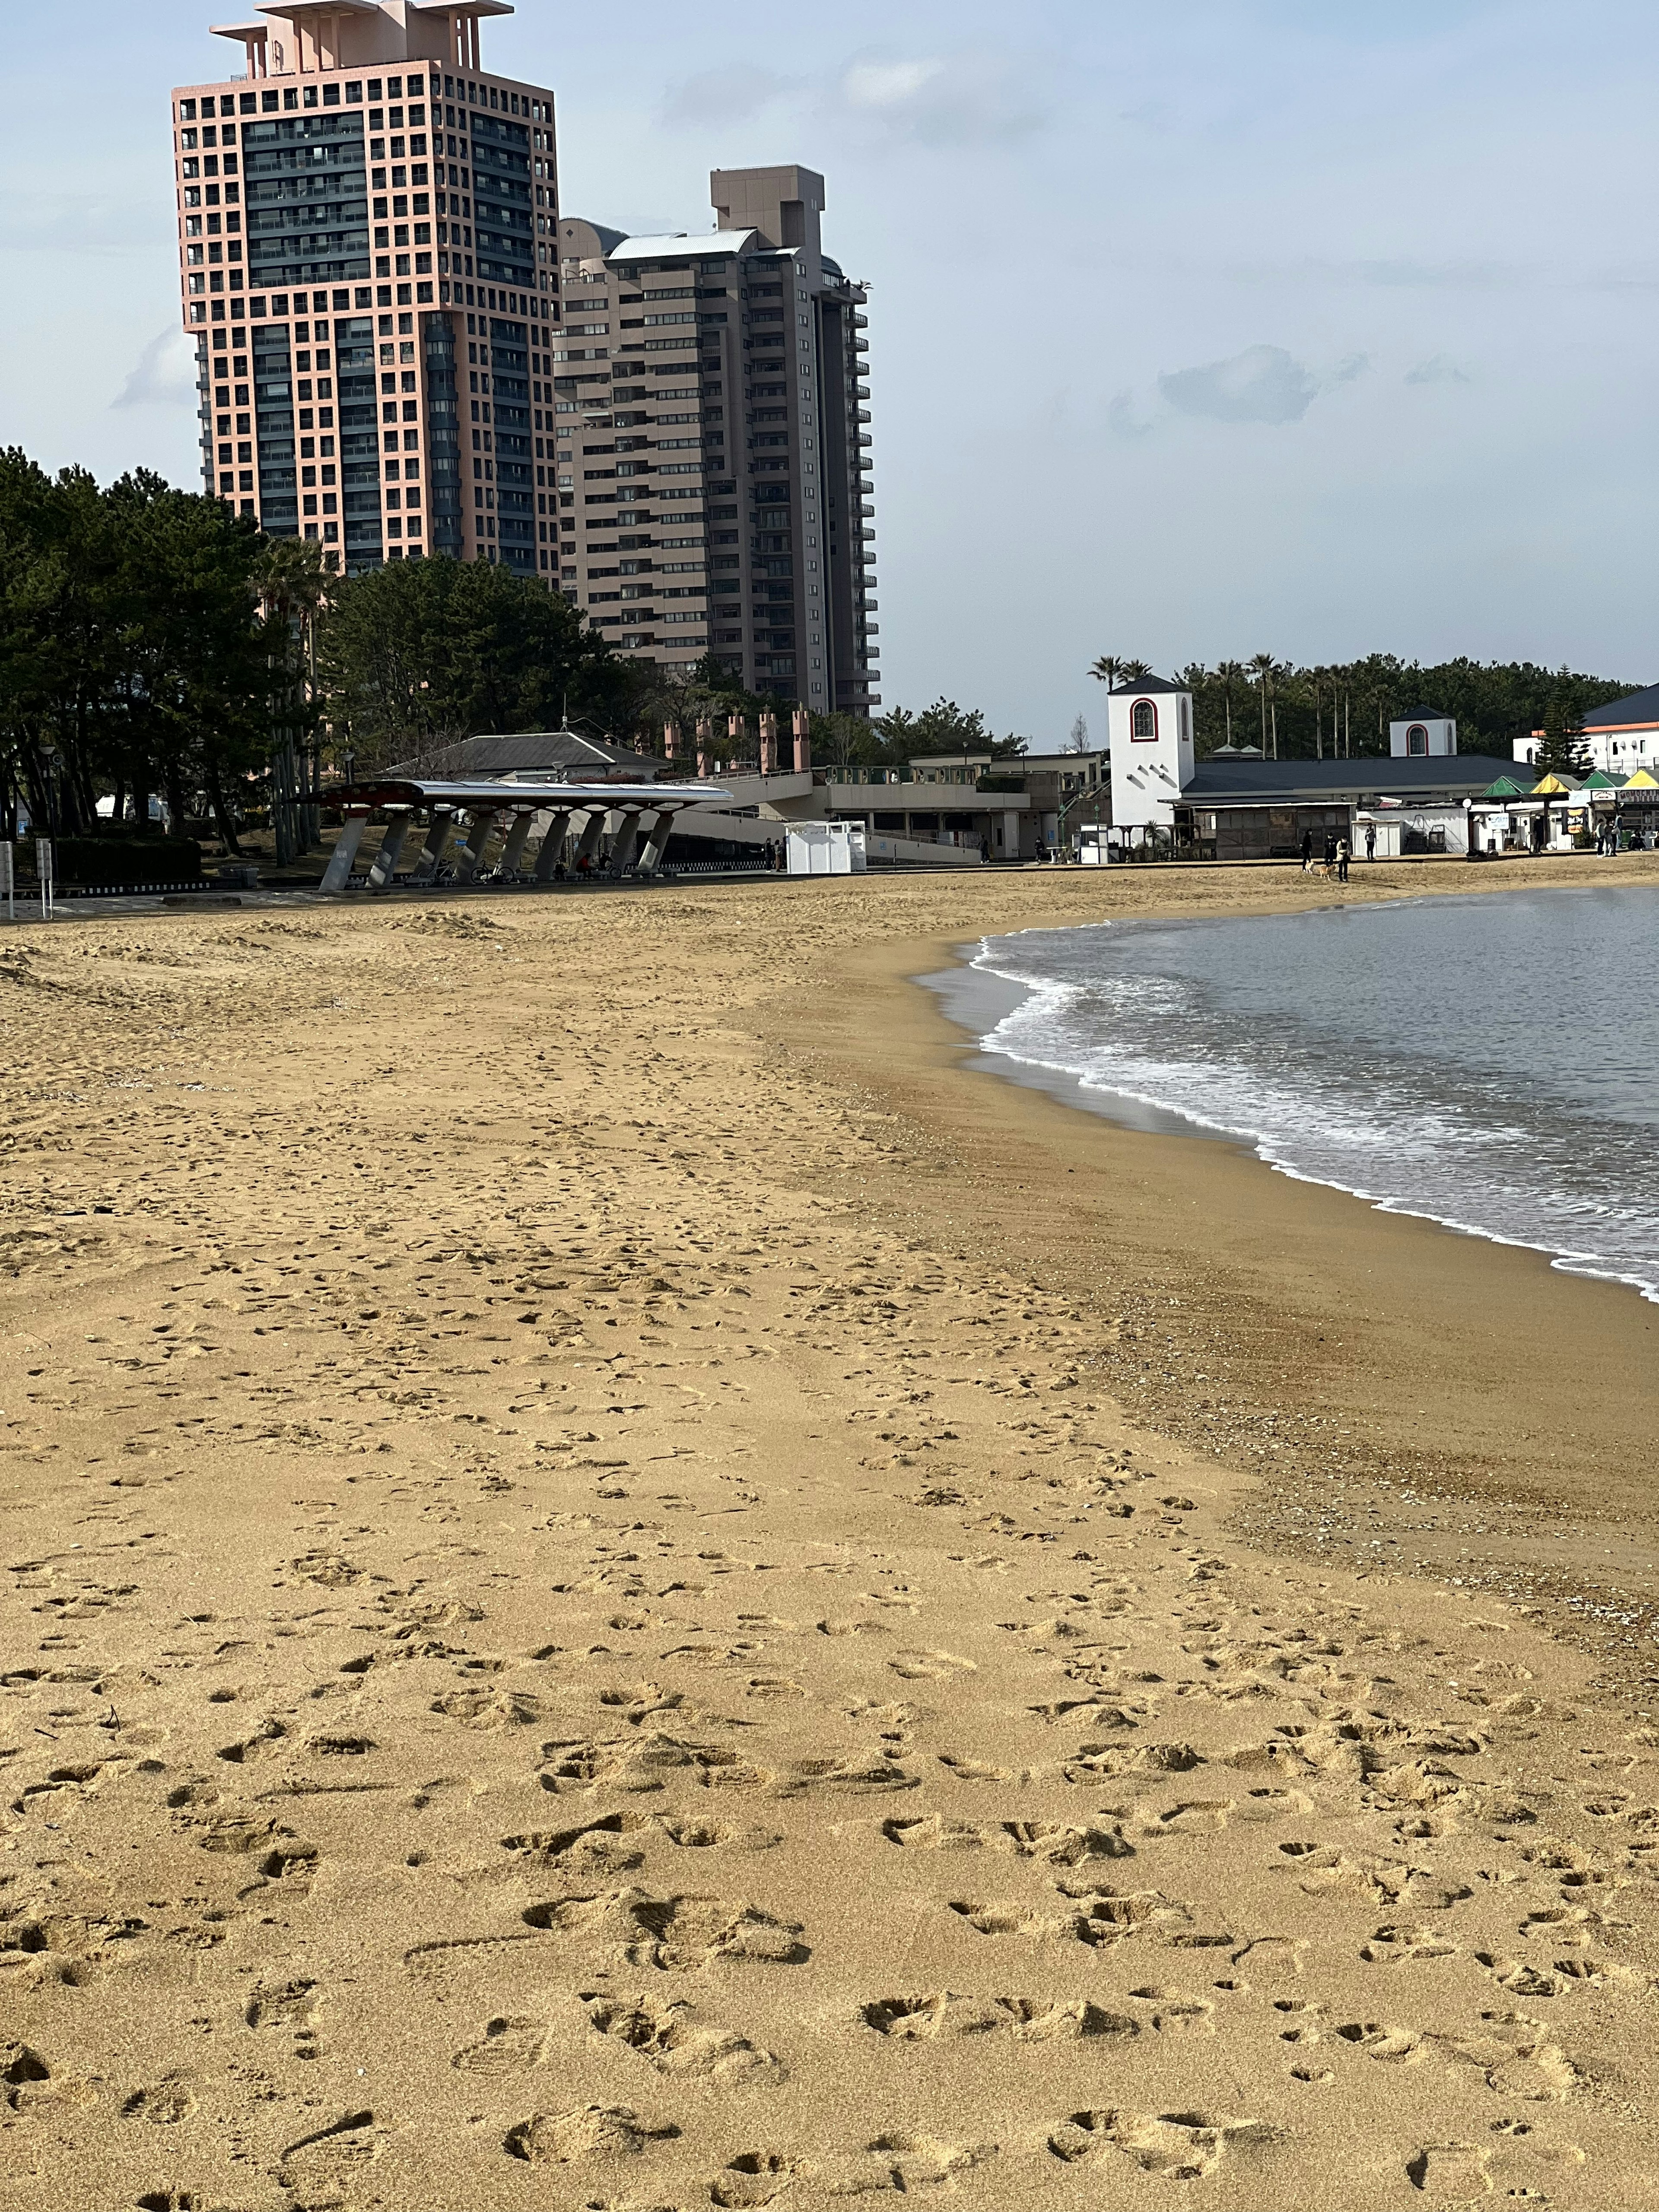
[6,446,1645,850]
[1092,650,1637,765]
[0,451,654,851]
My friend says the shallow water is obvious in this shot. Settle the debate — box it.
[969,885,1659,1302]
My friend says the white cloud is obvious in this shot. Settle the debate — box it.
[0,191,149,257]
[659,65,795,129]
[113,328,197,410]
[1160,344,1319,425]
[837,52,1048,145]
[1157,344,1369,426]
[844,60,950,109]
[1406,353,1472,385]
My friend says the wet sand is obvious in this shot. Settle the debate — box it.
[2,856,1657,2211]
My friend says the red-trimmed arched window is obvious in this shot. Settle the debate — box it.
[1408,724,1429,756]
[1131,699,1158,741]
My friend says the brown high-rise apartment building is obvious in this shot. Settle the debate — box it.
[172,1,560,575]
[555,167,880,713]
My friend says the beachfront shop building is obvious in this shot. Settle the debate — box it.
[1469,768,1659,854]
[1105,676,1519,859]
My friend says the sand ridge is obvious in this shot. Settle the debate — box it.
[1,864,1657,2209]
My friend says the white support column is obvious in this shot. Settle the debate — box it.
[573,808,608,873]
[533,808,574,881]
[497,810,536,877]
[636,807,679,878]
[452,809,500,884]
[319,812,369,895]
[609,809,644,876]
[411,810,456,884]
[367,811,413,890]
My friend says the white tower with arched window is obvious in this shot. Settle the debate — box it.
[1389,710,1458,758]
[1107,677,1196,833]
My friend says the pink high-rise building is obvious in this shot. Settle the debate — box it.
[172,2,559,574]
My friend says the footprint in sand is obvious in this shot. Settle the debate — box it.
[1,2044,80,2113]
[538,1735,772,1795]
[1406,2142,1494,2197]
[1140,1799,1236,1836]
[524,1889,809,1969]
[453,2015,550,2074]
[122,2074,200,2123]
[861,1993,1138,2042]
[1360,1920,1464,1965]
[712,2137,995,2204]
[507,2105,680,2164]
[1049,2108,1270,2179]
[582,1993,783,2083]
[712,2151,801,2207]
[434,1684,547,1727]
[887,1650,977,1682]
[502,1813,650,1875]
[245,1975,321,2056]
[884,1815,1131,1864]
[1446,2017,1579,2100]
[1128,1987,1216,2035]
[1335,2021,1429,2065]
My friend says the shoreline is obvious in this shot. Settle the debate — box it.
[759,884,1659,1696]
[927,888,1659,1307]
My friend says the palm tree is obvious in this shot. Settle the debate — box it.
[1216,659,1244,748]
[1090,655,1125,690]
[1247,653,1276,755]
[1117,658,1154,685]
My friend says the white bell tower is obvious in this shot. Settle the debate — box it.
[1107,678,1195,833]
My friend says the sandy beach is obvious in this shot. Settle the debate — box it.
[3,855,1659,2212]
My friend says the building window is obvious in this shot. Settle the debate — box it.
[1408,725,1429,756]
[1131,699,1158,742]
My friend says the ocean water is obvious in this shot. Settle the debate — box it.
[969,886,1659,1303]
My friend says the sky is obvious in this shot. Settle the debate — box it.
[3,0,1656,744]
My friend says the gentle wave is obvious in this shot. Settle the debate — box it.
[969,893,1659,1304]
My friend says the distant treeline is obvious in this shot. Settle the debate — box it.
[1173,655,1640,763]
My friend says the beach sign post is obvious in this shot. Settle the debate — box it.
[36,839,54,922]
[0,841,12,924]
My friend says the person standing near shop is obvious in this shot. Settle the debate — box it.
[1336,835,1351,883]
[1365,822,1377,863]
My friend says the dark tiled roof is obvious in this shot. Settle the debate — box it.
[1392,707,1453,722]
[1579,683,1659,729]
[1110,675,1188,695]
[1183,754,1519,803]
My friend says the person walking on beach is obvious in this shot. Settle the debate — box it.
[1300,829,1313,872]
[1365,823,1376,862]
[1324,833,1338,870]
[1336,835,1351,883]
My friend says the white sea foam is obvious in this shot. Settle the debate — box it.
[967,891,1659,1304]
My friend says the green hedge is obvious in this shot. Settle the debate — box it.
[21,836,203,886]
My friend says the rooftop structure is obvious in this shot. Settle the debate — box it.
[173,0,558,572]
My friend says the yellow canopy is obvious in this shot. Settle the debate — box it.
[1529,773,1577,795]
[1621,767,1659,789]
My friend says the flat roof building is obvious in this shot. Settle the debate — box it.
[172,0,558,573]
